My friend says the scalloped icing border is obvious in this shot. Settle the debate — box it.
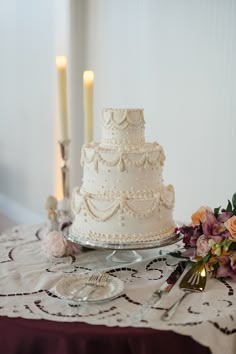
[71,185,175,222]
[81,145,165,172]
[102,109,145,130]
[100,136,145,146]
[70,224,176,244]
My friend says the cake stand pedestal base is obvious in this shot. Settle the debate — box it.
[106,250,142,264]
[64,226,183,265]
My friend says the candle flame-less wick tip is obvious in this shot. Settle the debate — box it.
[56,56,67,68]
[83,70,94,83]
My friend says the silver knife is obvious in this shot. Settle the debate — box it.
[130,260,188,323]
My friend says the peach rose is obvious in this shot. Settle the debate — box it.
[191,206,212,225]
[224,216,236,241]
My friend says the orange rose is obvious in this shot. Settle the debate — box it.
[224,216,236,241]
[191,206,211,225]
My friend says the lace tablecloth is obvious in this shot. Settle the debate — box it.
[0,224,236,354]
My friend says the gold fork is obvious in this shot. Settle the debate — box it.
[161,261,207,321]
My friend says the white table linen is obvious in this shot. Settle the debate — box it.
[0,224,236,354]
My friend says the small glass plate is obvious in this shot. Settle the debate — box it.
[55,274,124,304]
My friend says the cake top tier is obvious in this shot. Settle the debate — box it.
[101,108,145,147]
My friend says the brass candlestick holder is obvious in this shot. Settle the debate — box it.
[58,140,70,199]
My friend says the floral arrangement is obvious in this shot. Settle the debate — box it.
[178,193,236,281]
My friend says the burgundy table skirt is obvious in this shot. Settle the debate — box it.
[0,316,212,354]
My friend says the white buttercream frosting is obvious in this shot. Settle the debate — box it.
[71,108,176,245]
[101,108,145,147]
[80,142,165,195]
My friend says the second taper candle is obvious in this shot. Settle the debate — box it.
[83,70,94,144]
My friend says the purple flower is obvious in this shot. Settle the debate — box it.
[230,252,236,272]
[216,254,236,281]
[178,225,202,247]
[181,248,196,258]
[216,264,236,281]
[202,210,230,240]
[217,211,233,223]
[210,235,224,243]
[202,210,217,237]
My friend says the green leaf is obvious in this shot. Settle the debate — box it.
[202,254,211,264]
[232,193,236,209]
[214,206,221,217]
[226,200,233,212]
[214,262,220,271]
[229,242,236,251]
[168,251,190,259]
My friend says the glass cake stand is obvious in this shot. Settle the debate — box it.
[64,227,183,265]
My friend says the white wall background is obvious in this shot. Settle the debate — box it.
[83,0,236,222]
[0,0,235,225]
[0,0,70,223]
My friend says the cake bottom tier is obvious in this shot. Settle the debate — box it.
[70,186,176,246]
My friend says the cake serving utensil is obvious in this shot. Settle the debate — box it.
[160,261,207,321]
[130,260,188,323]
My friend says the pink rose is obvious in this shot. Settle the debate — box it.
[196,235,211,257]
[41,231,68,258]
[42,231,81,258]
[224,216,236,241]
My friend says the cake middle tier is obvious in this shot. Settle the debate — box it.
[71,184,176,244]
[80,142,165,195]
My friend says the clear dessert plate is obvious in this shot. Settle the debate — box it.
[54,274,124,304]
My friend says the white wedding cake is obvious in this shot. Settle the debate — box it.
[70,108,176,247]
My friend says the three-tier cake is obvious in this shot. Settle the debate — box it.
[70,108,176,248]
